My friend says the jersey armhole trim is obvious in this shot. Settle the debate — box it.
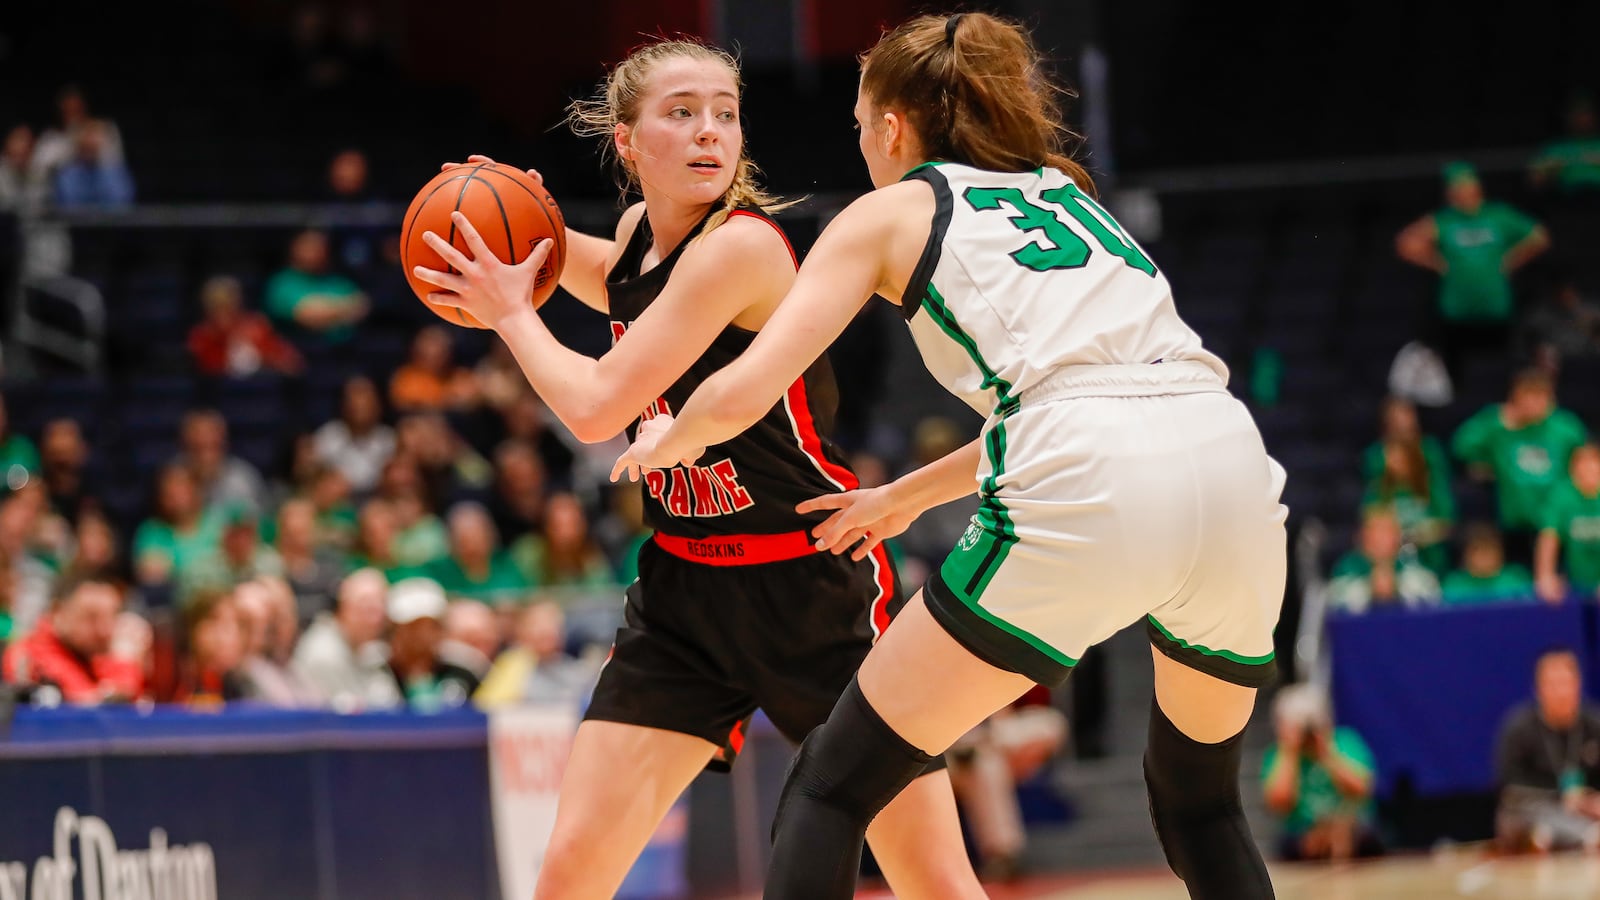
[899,167,954,322]
[725,209,798,270]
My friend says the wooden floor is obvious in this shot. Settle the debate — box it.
[847,850,1600,899]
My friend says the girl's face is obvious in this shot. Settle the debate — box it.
[621,57,742,210]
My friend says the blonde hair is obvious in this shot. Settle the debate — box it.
[567,39,796,234]
[860,13,1096,195]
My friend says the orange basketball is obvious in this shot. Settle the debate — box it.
[400,162,567,329]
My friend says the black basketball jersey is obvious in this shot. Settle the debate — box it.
[606,205,860,540]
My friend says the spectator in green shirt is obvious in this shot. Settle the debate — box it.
[263,229,369,343]
[0,392,40,494]
[1530,96,1600,195]
[1453,369,1589,562]
[511,492,616,598]
[347,497,404,577]
[1362,397,1455,574]
[1262,684,1382,862]
[1443,522,1534,605]
[424,502,531,606]
[180,504,284,606]
[132,464,224,595]
[1397,163,1550,379]
[1327,508,1441,614]
[1537,444,1600,603]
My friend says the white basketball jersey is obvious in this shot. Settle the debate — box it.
[898,162,1227,418]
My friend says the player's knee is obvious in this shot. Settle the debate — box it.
[1143,700,1245,816]
[774,678,935,836]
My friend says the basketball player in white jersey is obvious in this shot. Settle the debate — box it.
[611,12,1286,899]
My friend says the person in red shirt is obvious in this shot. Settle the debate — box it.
[2,569,146,704]
[186,275,303,378]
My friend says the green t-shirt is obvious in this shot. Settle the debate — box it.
[424,553,534,605]
[613,532,651,586]
[264,269,363,343]
[1543,484,1600,592]
[1452,406,1588,530]
[510,535,616,591]
[0,609,12,642]
[1434,203,1540,322]
[1533,137,1600,191]
[132,511,225,584]
[1261,727,1376,836]
[392,517,450,569]
[180,546,286,605]
[1442,563,1534,605]
[0,434,40,491]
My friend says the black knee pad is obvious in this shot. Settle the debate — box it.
[772,677,934,840]
[1144,702,1274,899]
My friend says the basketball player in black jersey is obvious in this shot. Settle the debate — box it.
[412,39,982,900]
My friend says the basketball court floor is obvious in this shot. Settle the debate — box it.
[840,849,1600,899]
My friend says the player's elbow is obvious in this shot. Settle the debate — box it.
[567,411,626,445]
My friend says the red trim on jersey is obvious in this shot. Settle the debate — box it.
[867,543,894,642]
[727,718,747,756]
[653,530,819,566]
[784,377,859,492]
[726,209,797,269]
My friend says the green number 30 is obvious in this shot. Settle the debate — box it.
[962,184,1156,277]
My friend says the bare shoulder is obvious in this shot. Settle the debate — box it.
[682,211,795,273]
[612,201,647,243]
[837,179,935,240]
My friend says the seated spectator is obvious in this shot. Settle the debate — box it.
[475,340,531,413]
[488,440,547,544]
[30,85,124,178]
[1495,647,1600,853]
[1520,280,1600,370]
[38,418,97,525]
[0,391,40,494]
[291,567,400,711]
[132,464,224,595]
[0,486,66,634]
[232,576,322,707]
[440,598,501,680]
[1537,443,1600,603]
[273,497,346,622]
[2,570,146,704]
[390,326,479,413]
[181,504,283,604]
[264,229,368,343]
[474,601,599,708]
[171,588,247,706]
[1327,508,1442,613]
[497,391,578,486]
[1396,163,1549,379]
[1262,684,1381,862]
[378,457,450,570]
[187,275,303,378]
[64,510,121,582]
[0,123,70,280]
[307,464,358,550]
[51,120,133,210]
[1530,94,1600,196]
[511,493,614,592]
[312,375,394,496]
[1453,369,1589,564]
[176,409,269,515]
[594,481,649,586]
[947,687,1069,880]
[1442,523,1534,605]
[396,413,492,508]
[385,577,480,711]
[348,497,403,575]
[424,502,530,605]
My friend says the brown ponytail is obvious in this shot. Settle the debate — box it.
[861,13,1096,195]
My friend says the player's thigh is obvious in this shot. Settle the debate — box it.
[537,720,716,897]
[1150,645,1257,744]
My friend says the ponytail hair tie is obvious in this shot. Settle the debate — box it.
[945,13,965,48]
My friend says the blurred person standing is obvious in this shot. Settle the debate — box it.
[1536,443,1600,603]
[1496,647,1600,853]
[1397,163,1549,379]
[1261,684,1381,862]
[30,86,124,178]
[1453,369,1588,564]
[2,570,146,705]
[1530,95,1600,198]
[51,121,132,210]
[290,567,399,711]
[0,124,71,280]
